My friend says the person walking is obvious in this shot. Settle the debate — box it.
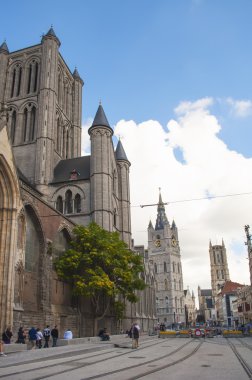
[2,327,12,344]
[0,339,7,357]
[43,325,51,348]
[132,323,140,349]
[51,326,59,347]
[17,327,26,344]
[36,328,43,349]
[28,327,37,349]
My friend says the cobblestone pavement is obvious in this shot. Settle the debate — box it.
[0,336,252,380]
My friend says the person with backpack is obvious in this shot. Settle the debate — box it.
[43,325,51,348]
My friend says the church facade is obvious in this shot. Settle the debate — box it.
[0,28,155,337]
[147,193,185,326]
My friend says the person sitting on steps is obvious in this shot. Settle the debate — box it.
[98,328,110,341]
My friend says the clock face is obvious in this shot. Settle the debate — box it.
[155,239,161,247]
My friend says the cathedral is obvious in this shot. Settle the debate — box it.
[147,193,185,326]
[0,28,155,336]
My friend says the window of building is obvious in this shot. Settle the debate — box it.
[24,209,40,272]
[65,190,73,214]
[10,110,16,144]
[56,196,63,213]
[74,194,81,213]
[164,261,167,272]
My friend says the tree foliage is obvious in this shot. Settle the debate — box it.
[55,222,146,323]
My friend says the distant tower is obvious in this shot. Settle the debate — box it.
[244,225,252,286]
[148,191,185,325]
[209,240,230,302]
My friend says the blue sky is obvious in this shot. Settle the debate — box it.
[2,0,252,293]
[1,0,252,156]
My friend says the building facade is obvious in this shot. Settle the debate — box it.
[184,287,196,326]
[0,28,154,336]
[147,193,185,326]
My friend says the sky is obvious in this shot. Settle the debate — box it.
[2,0,252,300]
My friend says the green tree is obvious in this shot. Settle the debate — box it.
[54,222,146,334]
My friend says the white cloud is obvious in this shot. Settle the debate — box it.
[226,97,252,117]
[113,98,252,298]
[81,118,92,155]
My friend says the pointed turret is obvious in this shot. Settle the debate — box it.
[0,41,9,54]
[172,220,176,229]
[155,191,169,230]
[73,67,84,85]
[42,26,61,46]
[116,139,130,163]
[148,220,154,229]
[90,103,111,129]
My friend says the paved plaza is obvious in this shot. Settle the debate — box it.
[0,335,252,380]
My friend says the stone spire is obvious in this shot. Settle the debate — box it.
[42,26,61,46]
[148,220,154,229]
[155,190,169,230]
[73,67,84,85]
[115,139,130,163]
[91,103,111,129]
[0,41,9,54]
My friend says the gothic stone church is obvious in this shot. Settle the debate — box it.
[0,28,156,336]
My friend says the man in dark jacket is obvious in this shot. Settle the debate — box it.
[51,326,59,347]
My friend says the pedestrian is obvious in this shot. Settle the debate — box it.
[51,325,59,347]
[2,327,12,344]
[132,323,140,349]
[17,327,26,344]
[43,325,51,348]
[28,327,37,349]
[0,339,7,357]
[63,329,73,339]
[36,328,43,349]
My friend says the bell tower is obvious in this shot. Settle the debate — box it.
[209,240,230,302]
[148,191,185,325]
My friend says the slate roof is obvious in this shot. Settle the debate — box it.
[0,41,9,53]
[91,104,111,129]
[115,140,129,162]
[51,156,90,184]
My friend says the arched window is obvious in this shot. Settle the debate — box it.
[154,263,157,274]
[10,64,22,98]
[10,110,16,144]
[11,68,16,98]
[174,279,176,290]
[173,262,175,273]
[164,262,167,273]
[25,209,40,272]
[113,170,117,193]
[65,190,73,214]
[23,108,28,142]
[17,67,22,96]
[29,106,36,141]
[33,62,39,92]
[164,279,168,290]
[27,64,32,93]
[74,194,81,213]
[177,263,180,273]
[53,229,70,257]
[56,196,63,213]
[165,296,169,313]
